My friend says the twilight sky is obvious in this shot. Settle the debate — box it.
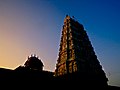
[0,0,120,86]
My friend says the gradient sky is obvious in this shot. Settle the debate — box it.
[0,0,120,86]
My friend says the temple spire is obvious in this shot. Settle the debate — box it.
[55,15,108,86]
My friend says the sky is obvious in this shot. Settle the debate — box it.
[0,0,120,86]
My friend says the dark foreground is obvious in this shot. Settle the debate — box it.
[0,68,119,89]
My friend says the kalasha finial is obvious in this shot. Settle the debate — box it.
[66,14,68,17]
[29,54,39,59]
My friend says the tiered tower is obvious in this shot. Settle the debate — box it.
[55,15,108,85]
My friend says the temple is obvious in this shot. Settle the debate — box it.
[55,15,108,86]
[0,15,111,88]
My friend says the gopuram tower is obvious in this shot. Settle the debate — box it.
[55,15,108,86]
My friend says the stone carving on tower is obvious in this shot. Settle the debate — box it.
[55,15,108,85]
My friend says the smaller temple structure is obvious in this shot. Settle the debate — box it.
[24,54,44,71]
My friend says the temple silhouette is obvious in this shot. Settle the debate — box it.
[0,15,120,89]
[54,15,108,86]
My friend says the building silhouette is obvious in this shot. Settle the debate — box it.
[55,15,108,86]
[1,15,120,88]
[24,54,44,71]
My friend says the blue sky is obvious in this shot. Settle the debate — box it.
[0,0,120,86]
